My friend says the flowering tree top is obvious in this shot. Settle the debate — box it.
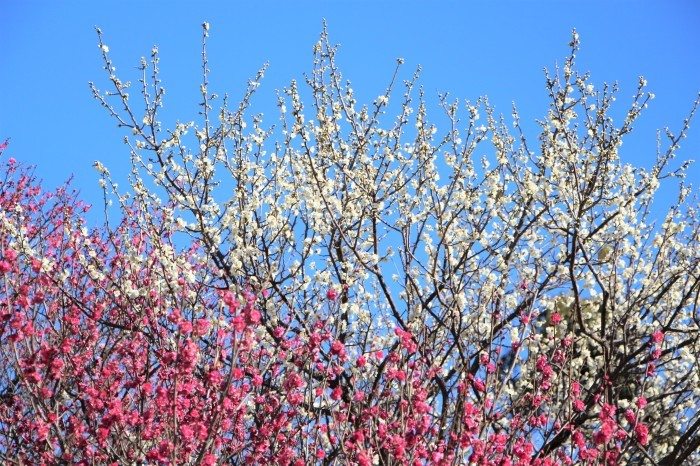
[1,25,699,465]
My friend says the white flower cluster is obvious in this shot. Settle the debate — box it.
[87,27,700,463]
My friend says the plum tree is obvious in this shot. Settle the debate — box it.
[1,25,699,465]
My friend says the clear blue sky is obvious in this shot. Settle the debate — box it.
[1,1,699,222]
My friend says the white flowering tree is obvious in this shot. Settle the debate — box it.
[1,25,699,465]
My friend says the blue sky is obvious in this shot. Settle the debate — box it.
[1,1,699,223]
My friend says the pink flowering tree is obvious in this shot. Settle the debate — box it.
[2,25,700,465]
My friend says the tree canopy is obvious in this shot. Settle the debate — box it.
[1,26,699,465]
